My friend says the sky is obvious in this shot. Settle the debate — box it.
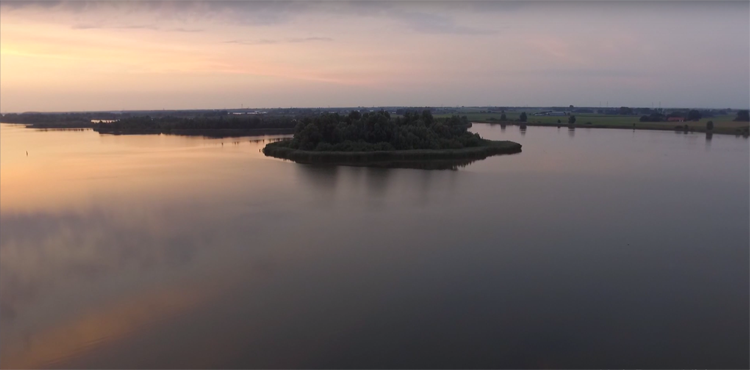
[1,1,748,112]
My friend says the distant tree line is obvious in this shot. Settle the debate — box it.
[639,112,667,122]
[0,113,97,126]
[639,109,704,122]
[395,107,433,115]
[278,110,483,151]
[101,115,297,131]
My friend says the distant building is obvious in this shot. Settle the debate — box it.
[533,111,568,116]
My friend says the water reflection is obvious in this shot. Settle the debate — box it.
[0,207,218,322]
[295,164,340,205]
[2,282,214,369]
[705,132,713,150]
[1,124,748,368]
[364,167,393,198]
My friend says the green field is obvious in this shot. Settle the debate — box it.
[434,111,749,135]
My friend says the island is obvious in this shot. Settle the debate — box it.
[0,111,298,137]
[263,110,521,169]
[0,112,97,128]
[93,114,297,137]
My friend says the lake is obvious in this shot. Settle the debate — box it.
[1,123,747,368]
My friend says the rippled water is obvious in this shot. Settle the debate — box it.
[1,123,747,368]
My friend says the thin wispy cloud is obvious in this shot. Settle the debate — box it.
[392,11,497,35]
[169,28,203,33]
[519,69,642,79]
[71,23,203,32]
[2,0,745,7]
[225,37,333,45]
[72,24,159,30]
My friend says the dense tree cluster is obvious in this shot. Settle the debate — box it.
[735,110,749,122]
[572,108,594,113]
[279,110,482,151]
[618,107,634,115]
[102,115,297,131]
[0,113,96,126]
[639,112,666,122]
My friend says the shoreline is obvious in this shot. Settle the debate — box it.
[2,123,296,138]
[472,121,750,136]
[23,123,94,129]
[262,139,522,170]
[93,127,295,137]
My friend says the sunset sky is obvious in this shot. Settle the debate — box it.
[1,1,748,112]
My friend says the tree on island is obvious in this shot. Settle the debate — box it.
[421,109,434,126]
[735,110,749,122]
[500,112,507,121]
[706,121,714,131]
[568,115,577,124]
[277,110,484,152]
[519,112,528,122]
[687,110,702,121]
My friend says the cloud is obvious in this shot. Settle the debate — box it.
[2,0,747,11]
[390,11,497,35]
[4,0,742,23]
[72,23,159,30]
[5,1,500,34]
[71,23,203,32]
[168,27,204,33]
[0,209,204,325]
[2,0,303,27]
[225,37,333,45]
[519,69,643,79]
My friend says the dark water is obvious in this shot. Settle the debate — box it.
[1,123,748,368]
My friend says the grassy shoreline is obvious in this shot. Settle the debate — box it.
[473,120,750,136]
[263,139,521,169]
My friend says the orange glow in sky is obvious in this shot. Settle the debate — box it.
[1,1,748,111]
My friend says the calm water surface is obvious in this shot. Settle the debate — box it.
[1,123,748,368]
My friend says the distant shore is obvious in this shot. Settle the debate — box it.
[92,127,295,137]
[1,123,296,137]
[263,139,521,169]
[24,122,94,129]
[472,121,749,136]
